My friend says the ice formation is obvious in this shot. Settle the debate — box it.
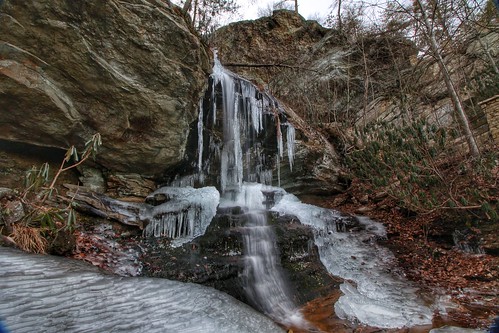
[0,248,285,333]
[143,186,220,246]
[220,183,306,328]
[193,51,296,192]
[286,124,295,171]
[197,99,204,173]
[272,193,433,328]
[154,52,433,329]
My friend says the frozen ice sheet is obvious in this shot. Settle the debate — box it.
[0,247,284,333]
[272,193,433,328]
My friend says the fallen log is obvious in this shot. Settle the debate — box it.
[64,184,148,229]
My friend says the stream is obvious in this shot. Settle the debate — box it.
[0,53,439,332]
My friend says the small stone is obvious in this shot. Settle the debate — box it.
[355,206,373,214]
[358,195,369,204]
[0,187,15,200]
[3,200,25,225]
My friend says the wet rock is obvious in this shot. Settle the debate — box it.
[141,209,248,302]
[141,208,338,308]
[0,0,210,178]
[78,166,106,193]
[3,200,24,225]
[272,212,341,304]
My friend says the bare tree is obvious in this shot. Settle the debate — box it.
[177,0,239,34]
[381,0,482,157]
[414,0,480,157]
[257,1,293,17]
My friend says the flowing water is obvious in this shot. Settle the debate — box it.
[221,184,306,327]
[153,52,433,328]
[0,52,438,332]
[193,54,433,329]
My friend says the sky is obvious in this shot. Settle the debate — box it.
[235,0,334,21]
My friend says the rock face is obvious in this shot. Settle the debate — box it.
[211,11,345,196]
[0,0,210,177]
[141,208,338,308]
[212,10,328,87]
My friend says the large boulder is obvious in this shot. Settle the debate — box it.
[0,0,210,177]
[212,10,345,196]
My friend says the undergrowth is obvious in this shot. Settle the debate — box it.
[346,118,498,221]
[2,134,101,253]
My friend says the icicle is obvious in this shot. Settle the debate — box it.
[208,50,294,193]
[277,131,284,159]
[277,153,281,188]
[286,124,295,171]
[234,97,243,190]
[197,100,203,173]
[260,170,273,186]
[143,187,220,247]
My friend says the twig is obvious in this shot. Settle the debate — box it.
[223,62,318,73]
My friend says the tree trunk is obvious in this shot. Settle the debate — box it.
[477,36,499,75]
[337,0,342,32]
[416,0,480,158]
[295,0,298,14]
[192,0,199,26]
[182,0,192,13]
[64,185,146,229]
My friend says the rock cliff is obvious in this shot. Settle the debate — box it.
[212,10,347,196]
[0,0,210,177]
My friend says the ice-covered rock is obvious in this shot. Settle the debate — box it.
[0,248,284,333]
[272,192,433,328]
[143,186,220,246]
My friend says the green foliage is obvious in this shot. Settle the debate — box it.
[24,163,50,192]
[20,134,102,233]
[469,66,499,102]
[346,119,497,219]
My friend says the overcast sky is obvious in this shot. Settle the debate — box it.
[236,0,333,21]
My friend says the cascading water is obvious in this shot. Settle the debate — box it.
[220,184,305,327]
[128,51,434,329]
[242,211,303,324]
[195,50,296,191]
[207,52,305,327]
[201,53,433,329]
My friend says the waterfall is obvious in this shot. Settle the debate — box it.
[218,183,305,327]
[149,52,433,329]
[208,55,304,327]
[143,51,296,249]
[242,210,303,326]
[197,50,296,192]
